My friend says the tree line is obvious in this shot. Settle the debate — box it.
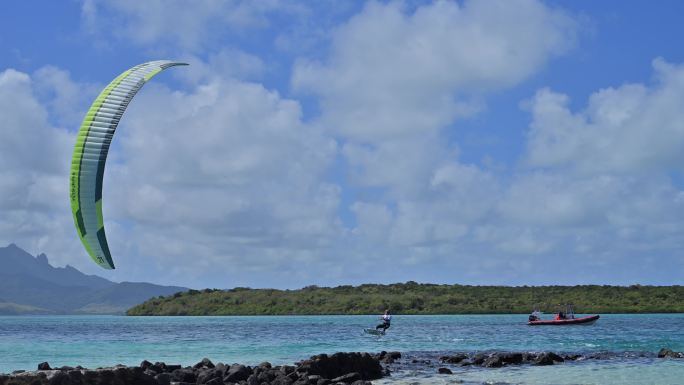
[126,281,684,316]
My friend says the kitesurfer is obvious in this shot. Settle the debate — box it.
[376,309,392,331]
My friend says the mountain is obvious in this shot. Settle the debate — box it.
[0,244,187,314]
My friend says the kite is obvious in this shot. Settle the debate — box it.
[70,60,187,269]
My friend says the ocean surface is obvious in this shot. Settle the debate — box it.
[1,314,683,384]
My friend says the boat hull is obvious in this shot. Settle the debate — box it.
[528,314,600,326]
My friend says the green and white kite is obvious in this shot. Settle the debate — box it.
[70,60,187,269]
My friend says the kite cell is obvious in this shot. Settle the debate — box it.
[70,60,187,269]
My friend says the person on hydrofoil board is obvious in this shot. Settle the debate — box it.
[376,309,392,332]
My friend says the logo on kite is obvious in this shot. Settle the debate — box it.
[69,60,187,269]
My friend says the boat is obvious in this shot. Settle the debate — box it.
[527,314,600,326]
[527,304,600,326]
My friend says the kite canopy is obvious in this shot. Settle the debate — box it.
[70,60,187,269]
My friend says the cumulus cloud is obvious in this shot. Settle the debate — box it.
[293,0,577,141]
[284,1,684,284]
[0,69,79,263]
[0,62,344,287]
[81,0,302,51]
[292,0,577,253]
[98,71,341,286]
[525,58,684,175]
[492,58,684,280]
[9,0,684,287]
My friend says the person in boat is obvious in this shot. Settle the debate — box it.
[376,309,391,331]
[528,313,539,322]
[555,311,566,320]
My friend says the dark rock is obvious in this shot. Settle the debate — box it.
[281,365,296,375]
[83,370,100,383]
[411,359,430,365]
[37,362,52,371]
[658,348,683,358]
[376,351,402,364]
[299,352,382,380]
[204,378,223,385]
[257,369,276,383]
[563,354,582,361]
[246,373,260,385]
[259,361,273,369]
[224,364,252,383]
[48,371,70,385]
[437,367,453,374]
[471,353,487,365]
[350,381,372,385]
[194,357,215,369]
[171,367,196,383]
[483,355,503,368]
[140,360,153,370]
[330,372,361,383]
[67,370,84,385]
[165,364,181,372]
[197,368,221,384]
[522,352,536,362]
[440,353,467,364]
[271,374,294,385]
[113,366,157,385]
[155,372,171,385]
[214,363,229,379]
[534,352,564,366]
[499,352,523,365]
[316,379,332,385]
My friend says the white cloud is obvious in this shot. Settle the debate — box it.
[293,0,577,141]
[33,66,100,128]
[99,71,342,285]
[177,50,266,85]
[8,1,684,287]
[81,0,300,51]
[0,69,80,264]
[492,58,684,276]
[525,58,684,175]
[0,63,344,287]
[292,0,578,254]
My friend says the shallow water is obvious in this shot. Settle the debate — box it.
[1,314,683,383]
[377,359,684,385]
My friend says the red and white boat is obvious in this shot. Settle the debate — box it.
[528,314,600,326]
[527,305,600,326]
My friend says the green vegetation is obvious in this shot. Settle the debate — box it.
[126,282,684,316]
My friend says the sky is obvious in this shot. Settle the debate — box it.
[2,0,684,289]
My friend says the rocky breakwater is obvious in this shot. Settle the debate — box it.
[438,351,567,370]
[390,348,684,375]
[0,352,385,385]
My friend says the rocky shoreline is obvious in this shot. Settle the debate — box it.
[1,348,681,385]
[1,352,386,385]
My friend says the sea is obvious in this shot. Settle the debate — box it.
[1,314,683,384]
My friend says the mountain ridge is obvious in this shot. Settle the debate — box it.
[0,244,187,314]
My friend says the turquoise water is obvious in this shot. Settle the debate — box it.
[1,314,683,384]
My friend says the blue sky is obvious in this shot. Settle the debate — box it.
[2,0,684,289]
